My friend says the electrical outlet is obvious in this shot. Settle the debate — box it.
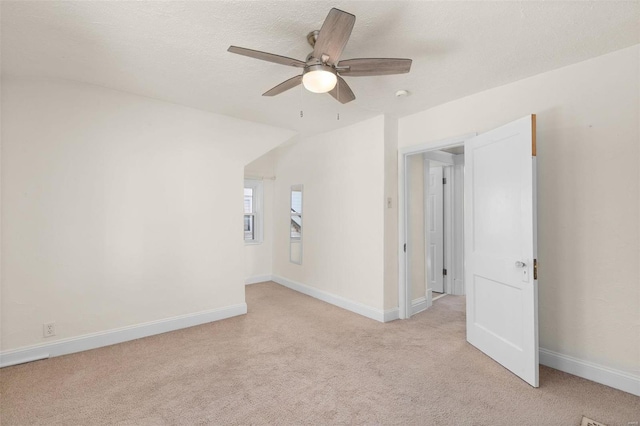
[43,322,56,338]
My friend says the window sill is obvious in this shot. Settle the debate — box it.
[244,241,263,246]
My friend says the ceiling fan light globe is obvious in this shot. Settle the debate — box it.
[302,68,337,93]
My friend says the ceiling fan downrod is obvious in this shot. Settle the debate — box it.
[306,30,320,48]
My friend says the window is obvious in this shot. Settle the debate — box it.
[244,179,263,243]
[290,185,303,264]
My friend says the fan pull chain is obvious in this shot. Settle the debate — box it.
[336,80,340,120]
[299,83,304,119]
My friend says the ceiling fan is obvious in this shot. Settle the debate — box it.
[228,8,412,104]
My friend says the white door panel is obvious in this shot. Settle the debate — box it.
[465,115,538,387]
[427,165,444,294]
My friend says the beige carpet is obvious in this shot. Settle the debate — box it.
[1,282,638,425]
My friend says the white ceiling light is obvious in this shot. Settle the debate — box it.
[302,64,337,93]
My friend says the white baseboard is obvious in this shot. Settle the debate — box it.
[0,303,247,368]
[452,278,465,296]
[384,308,400,322]
[539,348,640,397]
[272,275,396,323]
[411,296,428,315]
[245,274,273,285]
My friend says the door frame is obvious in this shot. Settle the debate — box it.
[398,133,475,319]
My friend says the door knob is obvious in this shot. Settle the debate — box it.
[515,261,526,268]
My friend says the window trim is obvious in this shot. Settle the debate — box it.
[244,179,264,244]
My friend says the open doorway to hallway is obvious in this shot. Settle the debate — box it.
[405,144,465,316]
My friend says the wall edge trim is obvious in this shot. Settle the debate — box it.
[411,296,428,315]
[245,275,274,285]
[539,347,640,396]
[384,308,400,322]
[0,303,247,368]
[272,275,395,323]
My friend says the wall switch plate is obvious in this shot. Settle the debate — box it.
[43,322,56,338]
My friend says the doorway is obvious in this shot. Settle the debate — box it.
[400,135,472,317]
[425,147,465,301]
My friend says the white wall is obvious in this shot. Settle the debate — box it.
[399,45,640,376]
[244,150,278,283]
[383,116,399,310]
[272,116,386,311]
[1,77,294,352]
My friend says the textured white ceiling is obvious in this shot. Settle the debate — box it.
[2,1,639,136]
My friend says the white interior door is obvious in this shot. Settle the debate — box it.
[464,115,538,387]
[427,165,444,294]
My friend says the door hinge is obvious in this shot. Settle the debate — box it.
[443,268,447,276]
[533,259,538,280]
[442,177,447,184]
[404,243,406,253]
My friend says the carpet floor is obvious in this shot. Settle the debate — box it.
[1,281,638,425]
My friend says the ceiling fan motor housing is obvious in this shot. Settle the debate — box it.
[302,64,337,93]
[304,63,334,75]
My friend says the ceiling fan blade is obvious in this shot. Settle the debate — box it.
[312,8,355,65]
[228,46,306,68]
[328,76,355,104]
[337,58,412,76]
[263,75,303,96]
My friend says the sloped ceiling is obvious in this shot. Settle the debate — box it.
[2,1,639,136]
